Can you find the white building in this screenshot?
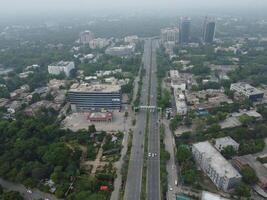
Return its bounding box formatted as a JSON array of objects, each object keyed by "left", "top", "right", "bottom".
[
  {"left": 105, "top": 45, "right": 135, "bottom": 57},
  {"left": 192, "top": 141, "right": 242, "bottom": 191},
  {"left": 80, "top": 30, "right": 94, "bottom": 44},
  {"left": 170, "top": 70, "right": 186, "bottom": 91},
  {"left": 89, "top": 38, "right": 110, "bottom": 49},
  {"left": 48, "top": 61, "right": 75, "bottom": 77},
  {"left": 160, "top": 27, "right": 179, "bottom": 43},
  {"left": 214, "top": 136, "right": 239, "bottom": 152},
  {"left": 124, "top": 35, "right": 139, "bottom": 44},
  {"left": 174, "top": 89, "right": 187, "bottom": 115}
]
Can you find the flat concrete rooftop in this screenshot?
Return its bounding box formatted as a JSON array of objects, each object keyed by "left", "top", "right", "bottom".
[{"left": 69, "top": 83, "right": 121, "bottom": 93}]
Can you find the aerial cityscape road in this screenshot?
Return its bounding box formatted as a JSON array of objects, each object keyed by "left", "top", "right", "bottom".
[
  {"left": 124, "top": 39, "right": 152, "bottom": 200},
  {"left": 146, "top": 39, "right": 161, "bottom": 200}
]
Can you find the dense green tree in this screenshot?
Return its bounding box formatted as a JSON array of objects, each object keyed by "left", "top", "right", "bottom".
[
  {"left": 88, "top": 125, "right": 96, "bottom": 133},
  {"left": 1, "top": 191, "right": 24, "bottom": 200},
  {"left": 30, "top": 93, "right": 41, "bottom": 104},
  {"left": 0, "top": 86, "right": 10, "bottom": 98},
  {"left": 239, "top": 114, "right": 255, "bottom": 127},
  {"left": 235, "top": 182, "right": 251, "bottom": 197},
  {"left": 177, "top": 145, "right": 191, "bottom": 164},
  {"left": 169, "top": 115, "right": 182, "bottom": 132},
  {"left": 183, "top": 169, "right": 197, "bottom": 185},
  {"left": 241, "top": 166, "right": 258, "bottom": 185},
  {"left": 221, "top": 146, "right": 237, "bottom": 159}
]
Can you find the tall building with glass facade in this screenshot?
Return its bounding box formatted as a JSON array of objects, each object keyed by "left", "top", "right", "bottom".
[
  {"left": 203, "top": 17, "right": 216, "bottom": 43},
  {"left": 179, "top": 17, "right": 191, "bottom": 44}
]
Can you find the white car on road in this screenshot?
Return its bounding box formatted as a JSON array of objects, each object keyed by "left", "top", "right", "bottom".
[{"left": 26, "top": 189, "right": 32, "bottom": 194}]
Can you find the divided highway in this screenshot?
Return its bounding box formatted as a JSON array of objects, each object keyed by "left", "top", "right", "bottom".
[
  {"left": 124, "top": 39, "right": 160, "bottom": 200},
  {"left": 146, "top": 39, "right": 160, "bottom": 200},
  {"left": 124, "top": 39, "right": 154, "bottom": 200}
]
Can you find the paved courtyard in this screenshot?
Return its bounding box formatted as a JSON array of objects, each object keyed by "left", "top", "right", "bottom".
[{"left": 62, "top": 108, "right": 133, "bottom": 132}]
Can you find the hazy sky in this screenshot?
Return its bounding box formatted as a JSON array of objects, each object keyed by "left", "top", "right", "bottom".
[{"left": 1, "top": 0, "right": 267, "bottom": 16}]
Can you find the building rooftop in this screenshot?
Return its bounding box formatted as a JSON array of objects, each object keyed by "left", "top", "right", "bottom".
[
  {"left": 232, "top": 110, "right": 262, "bottom": 119},
  {"left": 201, "top": 191, "right": 229, "bottom": 200},
  {"left": 193, "top": 141, "right": 241, "bottom": 179},
  {"left": 215, "top": 136, "right": 239, "bottom": 147},
  {"left": 231, "top": 82, "right": 264, "bottom": 96},
  {"left": 214, "top": 137, "right": 239, "bottom": 151},
  {"left": 88, "top": 112, "right": 112, "bottom": 119},
  {"left": 170, "top": 70, "right": 180, "bottom": 80},
  {"left": 107, "top": 45, "right": 134, "bottom": 51},
  {"left": 69, "top": 83, "right": 121, "bottom": 93},
  {"left": 49, "top": 61, "right": 73, "bottom": 67}
]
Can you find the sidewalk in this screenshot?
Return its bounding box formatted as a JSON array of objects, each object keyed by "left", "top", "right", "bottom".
[
  {"left": 110, "top": 127, "right": 130, "bottom": 200},
  {"left": 163, "top": 120, "right": 179, "bottom": 200}
]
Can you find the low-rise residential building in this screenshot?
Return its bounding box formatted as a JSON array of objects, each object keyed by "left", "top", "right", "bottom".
[
  {"left": 25, "top": 64, "right": 40, "bottom": 71},
  {"left": 192, "top": 141, "right": 242, "bottom": 191},
  {"left": 214, "top": 136, "right": 239, "bottom": 152},
  {"left": 48, "top": 61, "right": 75, "bottom": 77},
  {"left": 230, "top": 82, "right": 264, "bottom": 102},
  {"left": 10, "top": 85, "right": 30, "bottom": 100},
  {"left": 19, "top": 71, "right": 34, "bottom": 79},
  {"left": 33, "top": 87, "right": 49, "bottom": 95},
  {"left": 220, "top": 110, "right": 262, "bottom": 129},
  {"left": 6, "top": 100, "right": 22, "bottom": 113},
  {"left": 214, "top": 46, "right": 239, "bottom": 54},
  {"left": 48, "top": 79, "right": 66, "bottom": 90},
  {"left": 24, "top": 100, "right": 61, "bottom": 116},
  {"left": 0, "top": 98, "right": 9, "bottom": 107}
]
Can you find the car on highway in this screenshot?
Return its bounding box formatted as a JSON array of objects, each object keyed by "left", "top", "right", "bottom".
[
  {"left": 169, "top": 187, "right": 173, "bottom": 191},
  {"left": 148, "top": 152, "right": 151, "bottom": 157}
]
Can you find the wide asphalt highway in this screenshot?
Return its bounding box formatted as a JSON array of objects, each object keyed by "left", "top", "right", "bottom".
[
  {"left": 147, "top": 39, "right": 160, "bottom": 200},
  {"left": 124, "top": 39, "right": 153, "bottom": 200}
]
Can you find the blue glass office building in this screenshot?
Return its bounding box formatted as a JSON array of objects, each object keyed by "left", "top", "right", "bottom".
[{"left": 179, "top": 17, "right": 191, "bottom": 44}]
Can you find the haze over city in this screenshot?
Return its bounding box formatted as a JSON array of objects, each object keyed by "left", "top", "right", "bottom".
[
  {"left": 1, "top": 0, "right": 267, "bottom": 17},
  {"left": 0, "top": 0, "right": 267, "bottom": 200}
]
